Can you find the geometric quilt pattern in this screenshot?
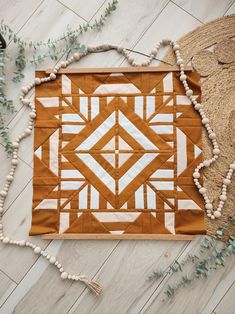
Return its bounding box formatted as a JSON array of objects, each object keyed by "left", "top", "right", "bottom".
[{"left": 30, "top": 69, "right": 206, "bottom": 235}]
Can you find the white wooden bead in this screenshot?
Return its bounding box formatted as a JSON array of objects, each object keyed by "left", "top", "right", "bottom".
[
  {"left": 223, "top": 178, "right": 231, "bottom": 185},
  {"left": 3, "top": 237, "right": 9, "bottom": 244},
  {"left": 0, "top": 190, "right": 7, "bottom": 197},
  {"left": 61, "top": 272, "right": 68, "bottom": 279},
  {"left": 34, "top": 246, "right": 41, "bottom": 254},
  {"left": 12, "top": 158, "right": 18, "bottom": 166},
  {"left": 50, "top": 73, "right": 56, "bottom": 80},
  {"left": 202, "top": 118, "right": 209, "bottom": 124},
  {"left": 6, "top": 175, "right": 13, "bottom": 182},
  {"left": 193, "top": 172, "right": 200, "bottom": 179},
  {"left": 229, "top": 163, "right": 235, "bottom": 170},
  {"left": 61, "top": 61, "right": 67, "bottom": 68},
  {"left": 186, "top": 89, "right": 193, "bottom": 97},
  {"left": 49, "top": 256, "right": 56, "bottom": 264},
  {"left": 12, "top": 142, "right": 19, "bottom": 148},
  {"left": 209, "top": 132, "right": 216, "bottom": 139},
  {"left": 177, "top": 58, "right": 183, "bottom": 65},
  {"left": 173, "top": 44, "right": 180, "bottom": 51},
  {"left": 35, "top": 78, "right": 41, "bottom": 85},
  {"left": 213, "top": 148, "right": 220, "bottom": 155},
  {"left": 29, "top": 112, "right": 36, "bottom": 119},
  {"left": 68, "top": 56, "right": 74, "bottom": 63},
  {"left": 199, "top": 187, "right": 206, "bottom": 194},
  {"left": 25, "top": 128, "right": 32, "bottom": 135},
  {"left": 180, "top": 74, "right": 186, "bottom": 81},
  {"left": 21, "top": 87, "right": 28, "bottom": 94},
  {"left": 203, "top": 160, "right": 210, "bottom": 167},
  {"left": 73, "top": 53, "right": 80, "bottom": 61},
  {"left": 210, "top": 215, "right": 215, "bottom": 220},
  {"left": 220, "top": 195, "right": 227, "bottom": 201},
  {"left": 214, "top": 211, "right": 221, "bottom": 218},
  {"left": 205, "top": 203, "right": 213, "bottom": 210},
  {"left": 151, "top": 49, "right": 158, "bottom": 55},
  {"left": 194, "top": 103, "right": 202, "bottom": 110},
  {"left": 22, "top": 99, "right": 31, "bottom": 106}
]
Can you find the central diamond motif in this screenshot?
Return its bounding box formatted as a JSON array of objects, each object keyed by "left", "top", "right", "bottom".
[{"left": 62, "top": 97, "right": 172, "bottom": 208}]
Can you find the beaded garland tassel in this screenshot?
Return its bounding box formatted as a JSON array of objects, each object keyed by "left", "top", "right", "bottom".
[{"left": 0, "top": 40, "right": 234, "bottom": 294}]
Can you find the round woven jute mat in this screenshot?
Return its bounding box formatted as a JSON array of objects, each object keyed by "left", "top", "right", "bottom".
[{"left": 163, "top": 14, "right": 235, "bottom": 236}]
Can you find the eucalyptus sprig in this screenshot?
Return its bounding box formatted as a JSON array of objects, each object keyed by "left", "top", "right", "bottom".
[
  {"left": 0, "top": 48, "right": 14, "bottom": 155},
  {"left": 0, "top": 0, "right": 118, "bottom": 154},
  {"left": 0, "top": 0, "right": 118, "bottom": 82},
  {"left": 149, "top": 225, "right": 235, "bottom": 301}
]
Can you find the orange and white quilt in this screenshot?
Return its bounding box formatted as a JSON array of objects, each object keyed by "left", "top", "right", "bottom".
[{"left": 30, "top": 69, "right": 206, "bottom": 236}]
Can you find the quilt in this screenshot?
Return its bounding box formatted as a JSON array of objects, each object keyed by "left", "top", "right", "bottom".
[{"left": 29, "top": 69, "right": 206, "bottom": 236}]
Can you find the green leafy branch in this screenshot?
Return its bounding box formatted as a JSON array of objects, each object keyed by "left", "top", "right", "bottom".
[
  {"left": 0, "top": 48, "right": 14, "bottom": 155},
  {"left": 149, "top": 224, "right": 235, "bottom": 301},
  {"left": 0, "top": 0, "right": 118, "bottom": 82},
  {"left": 0, "top": 0, "right": 118, "bottom": 154}
]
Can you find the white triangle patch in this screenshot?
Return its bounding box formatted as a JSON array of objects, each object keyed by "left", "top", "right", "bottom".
[
  {"left": 102, "top": 154, "right": 115, "bottom": 166},
  {"left": 194, "top": 144, "right": 202, "bottom": 159},
  {"left": 119, "top": 153, "right": 132, "bottom": 166},
  {"left": 103, "top": 137, "right": 116, "bottom": 150},
  {"left": 119, "top": 137, "right": 132, "bottom": 150}
]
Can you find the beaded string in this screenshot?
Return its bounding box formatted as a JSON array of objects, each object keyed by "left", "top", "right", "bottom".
[{"left": 0, "top": 40, "right": 234, "bottom": 295}]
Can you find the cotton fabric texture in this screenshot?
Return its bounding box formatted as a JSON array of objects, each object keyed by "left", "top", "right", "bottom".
[{"left": 30, "top": 69, "right": 205, "bottom": 236}]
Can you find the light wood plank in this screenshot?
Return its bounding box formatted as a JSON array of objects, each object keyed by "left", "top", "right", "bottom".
[
  {"left": 57, "top": 0, "right": 105, "bottom": 21},
  {"left": 6, "top": 98, "right": 34, "bottom": 168},
  {"left": 0, "top": 0, "right": 44, "bottom": 33},
  {"left": 67, "top": 240, "right": 189, "bottom": 313},
  {"left": 0, "top": 145, "right": 32, "bottom": 212},
  {"left": 224, "top": 2, "right": 235, "bottom": 14},
  {"left": 139, "top": 236, "right": 235, "bottom": 314},
  {"left": 121, "top": 1, "right": 202, "bottom": 67},
  {"left": 0, "top": 181, "right": 49, "bottom": 283},
  {"left": 0, "top": 271, "right": 17, "bottom": 308},
  {"left": 173, "top": 0, "right": 234, "bottom": 22},
  {"left": 214, "top": 283, "right": 235, "bottom": 314},
  {"left": 1, "top": 240, "right": 119, "bottom": 314},
  {"left": 201, "top": 268, "right": 235, "bottom": 314}
]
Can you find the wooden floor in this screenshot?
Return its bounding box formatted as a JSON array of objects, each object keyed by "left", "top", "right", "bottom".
[{"left": 0, "top": 1, "right": 235, "bottom": 313}]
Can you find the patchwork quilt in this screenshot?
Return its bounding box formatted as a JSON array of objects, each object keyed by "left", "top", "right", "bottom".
[{"left": 30, "top": 69, "right": 205, "bottom": 236}]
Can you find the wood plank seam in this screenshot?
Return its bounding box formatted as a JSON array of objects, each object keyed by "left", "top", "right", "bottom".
[
  {"left": 0, "top": 240, "right": 53, "bottom": 310},
  {"left": 210, "top": 281, "right": 235, "bottom": 314},
  {"left": 56, "top": 0, "right": 89, "bottom": 22},
  {"left": 170, "top": 0, "right": 204, "bottom": 25},
  {"left": 2, "top": 176, "right": 32, "bottom": 216},
  {"left": 66, "top": 240, "right": 121, "bottom": 313},
  {"left": 138, "top": 239, "right": 193, "bottom": 313}
]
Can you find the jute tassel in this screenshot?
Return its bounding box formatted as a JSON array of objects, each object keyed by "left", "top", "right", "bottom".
[{"left": 78, "top": 276, "right": 102, "bottom": 296}]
